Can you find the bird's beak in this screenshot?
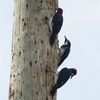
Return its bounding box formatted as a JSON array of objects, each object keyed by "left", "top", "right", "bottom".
[
  {"left": 64, "top": 36, "right": 67, "bottom": 41},
  {"left": 64, "top": 35, "right": 68, "bottom": 43},
  {"left": 70, "top": 74, "right": 74, "bottom": 79}
]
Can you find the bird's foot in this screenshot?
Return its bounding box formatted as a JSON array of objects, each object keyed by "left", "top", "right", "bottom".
[{"left": 46, "top": 66, "right": 56, "bottom": 73}]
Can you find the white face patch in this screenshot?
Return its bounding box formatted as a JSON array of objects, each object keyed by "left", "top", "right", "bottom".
[
  {"left": 64, "top": 41, "right": 68, "bottom": 45},
  {"left": 49, "top": 16, "right": 53, "bottom": 32},
  {"left": 54, "top": 71, "right": 59, "bottom": 84},
  {"left": 60, "top": 48, "right": 65, "bottom": 54}
]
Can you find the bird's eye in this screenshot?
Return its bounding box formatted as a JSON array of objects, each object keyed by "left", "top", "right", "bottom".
[{"left": 72, "top": 73, "right": 74, "bottom": 76}]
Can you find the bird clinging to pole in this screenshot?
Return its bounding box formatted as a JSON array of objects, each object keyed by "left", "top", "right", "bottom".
[
  {"left": 50, "top": 67, "right": 77, "bottom": 98},
  {"left": 49, "top": 7, "right": 63, "bottom": 46},
  {"left": 57, "top": 36, "right": 71, "bottom": 68}
]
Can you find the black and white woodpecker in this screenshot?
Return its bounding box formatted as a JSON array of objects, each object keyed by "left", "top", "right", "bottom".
[
  {"left": 49, "top": 7, "right": 63, "bottom": 46},
  {"left": 50, "top": 67, "right": 77, "bottom": 98},
  {"left": 57, "top": 36, "right": 71, "bottom": 68}
]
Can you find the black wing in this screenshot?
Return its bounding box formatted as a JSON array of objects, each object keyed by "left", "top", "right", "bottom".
[{"left": 58, "top": 48, "right": 70, "bottom": 67}]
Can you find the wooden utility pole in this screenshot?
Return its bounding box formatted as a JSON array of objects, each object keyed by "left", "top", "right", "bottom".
[{"left": 9, "top": 0, "right": 58, "bottom": 100}]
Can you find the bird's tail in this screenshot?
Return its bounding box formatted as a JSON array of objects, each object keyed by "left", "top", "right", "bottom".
[
  {"left": 57, "top": 59, "right": 63, "bottom": 68},
  {"left": 50, "top": 85, "right": 57, "bottom": 98},
  {"left": 50, "top": 33, "right": 56, "bottom": 47}
]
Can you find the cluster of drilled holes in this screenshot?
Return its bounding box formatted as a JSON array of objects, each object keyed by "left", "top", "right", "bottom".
[{"left": 22, "top": 18, "right": 28, "bottom": 28}]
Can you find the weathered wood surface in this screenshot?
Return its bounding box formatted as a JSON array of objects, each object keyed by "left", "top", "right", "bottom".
[{"left": 9, "top": 0, "right": 58, "bottom": 100}]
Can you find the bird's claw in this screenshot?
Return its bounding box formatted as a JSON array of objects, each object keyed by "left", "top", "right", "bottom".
[{"left": 46, "top": 66, "right": 56, "bottom": 73}]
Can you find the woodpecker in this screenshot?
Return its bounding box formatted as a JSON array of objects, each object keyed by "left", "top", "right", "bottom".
[
  {"left": 57, "top": 36, "right": 71, "bottom": 68},
  {"left": 49, "top": 7, "right": 63, "bottom": 46},
  {"left": 50, "top": 67, "right": 77, "bottom": 98}
]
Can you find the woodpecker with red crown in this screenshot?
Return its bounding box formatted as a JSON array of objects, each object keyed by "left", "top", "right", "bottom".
[
  {"left": 49, "top": 7, "right": 63, "bottom": 46},
  {"left": 50, "top": 67, "right": 77, "bottom": 98},
  {"left": 57, "top": 36, "right": 71, "bottom": 68}
]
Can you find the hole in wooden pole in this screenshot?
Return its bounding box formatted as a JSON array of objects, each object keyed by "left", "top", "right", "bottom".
[
  {"left": 24, "top": 23, "right": 26, "bottom": 27},
  {"left": 35, "top": 61, "right": 37, "bottom": 64},
  {"left": 41, "top": 40, "right": 43, "bottom": 43},
  {"left": 22, "top": 18, "right": 24, "bottom": 22},
  {"left": 35, "top": 17, "right": 37, "bottom": 21},
  {"left": 30, "top": 61, "right": 32, "bottom": 67},
  {"left": 35, "top": 40, "right": 36, "bottom": 44},
  {"left": 13, "top": 74, "right": 15, "bottom": 77},
  {"left": 19, "top": 51, "right": 21, "bottom": 56},
  {"left": 26, "top": 4, "right": 28, "bottom": 8},
  {"left": 41, "top": 0, "right": 43, "bottom": 3}
]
